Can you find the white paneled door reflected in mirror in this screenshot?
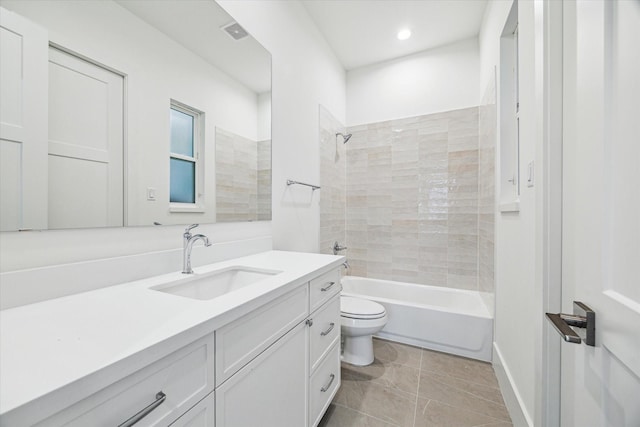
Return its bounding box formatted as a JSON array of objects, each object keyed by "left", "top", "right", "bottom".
[{"left": 0, "top": 0, "right": 271, "bottom": 231}]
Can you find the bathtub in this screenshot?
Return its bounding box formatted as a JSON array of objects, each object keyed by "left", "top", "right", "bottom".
[{"left": 341, "top": 276, "right": 494, "bottom": 361}]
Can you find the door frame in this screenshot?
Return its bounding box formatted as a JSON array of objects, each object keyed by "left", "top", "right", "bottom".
[{"left": 538, "top": 0, "right": 564, "bottom": 425}]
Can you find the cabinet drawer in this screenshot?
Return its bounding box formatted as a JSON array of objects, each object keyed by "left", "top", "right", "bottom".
[
  {"left": 309, "top": 294, "right": 340, "bottom": 373},
  {"left": 309, "top": 268, "right": 341, "bottom": 313},
  {"left": 216, "top": 284, "right": 308, "bottom": 386},
  {"left": 309, "top": 341, "right": 341, "bottom": 427},
  {"left": 37, "top": 333, "right": 215, "bottom": 427}
]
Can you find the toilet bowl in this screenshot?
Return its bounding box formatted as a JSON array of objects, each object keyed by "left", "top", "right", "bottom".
[{"left": 340, "top": 296, "right": 388, "bottom": 366}]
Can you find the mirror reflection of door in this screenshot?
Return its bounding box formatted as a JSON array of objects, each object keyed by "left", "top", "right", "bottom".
[
  {"left": 47, "top": 47, "right": 124, "bottom": 229},
  {"left": 0, "top": 8, "right": 48, "bottom": 232}
]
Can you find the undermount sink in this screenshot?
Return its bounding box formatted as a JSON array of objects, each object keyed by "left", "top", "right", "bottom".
[{"left": 152, "top": 266, "right": 282, "bottom": 300}]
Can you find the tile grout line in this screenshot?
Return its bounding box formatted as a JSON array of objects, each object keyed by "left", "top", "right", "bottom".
[
  {"left": 419, "top": 364, "right": 501, "bottom": 390},
  {"left": 330, "top": 402, "right": 400, "bottom": 426},
  {"left": 417, "top": 396, "right": 511, "bottom": 424},
  {"left": 412, "top": 349, "right": 423, "bottom": 427},
  {"left": 334, "top": 340, "right": 511, "bottom": 426},
  {"left": 418, "top": 349, "right": 511, "bottom": 423},
  {"left": 421, "top": 371, "right": 507, "bottom": 407}
]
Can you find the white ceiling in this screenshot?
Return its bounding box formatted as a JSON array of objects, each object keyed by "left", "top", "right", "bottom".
[
  {"left": 301, "top": 0, "right": 488, "bottom": 70},
  {"left": 116, "top": 0, "right": 271, "bottom": 94}
]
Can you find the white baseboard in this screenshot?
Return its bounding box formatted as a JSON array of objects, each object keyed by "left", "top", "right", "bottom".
[{"left": 493, "top": 342, "right": 533, "bottom": 427}]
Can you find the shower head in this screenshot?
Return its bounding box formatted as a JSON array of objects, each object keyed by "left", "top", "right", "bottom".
[{"left": 336, "top": 132, "right": 352, "bottom": 144}]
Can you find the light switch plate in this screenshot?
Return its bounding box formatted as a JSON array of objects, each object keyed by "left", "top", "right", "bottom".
[{"left": 147, "top": 187, "right": 157, "bottom": 201}]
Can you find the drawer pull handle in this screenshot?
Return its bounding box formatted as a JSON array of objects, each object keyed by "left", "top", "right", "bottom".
[
  {"left": 321, "top": 374, "right": 335, "bottom": 392},
  {"left": 118, "top": 391, "right": 166, "bottom": 427},
  {"left": 321, "top": 281, "right": 336, "bottom": 292},
  {"left": 320, "top": 323, "right": 335, "bottom": 336}
]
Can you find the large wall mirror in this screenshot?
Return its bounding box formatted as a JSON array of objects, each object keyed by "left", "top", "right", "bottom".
[{"left": 0, "top": 0, "right": 271, "bottom": 231}]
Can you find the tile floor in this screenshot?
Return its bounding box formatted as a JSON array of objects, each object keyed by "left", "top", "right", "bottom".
[{"left": 319, "top": 338, "right": 513, "bottom": 427}]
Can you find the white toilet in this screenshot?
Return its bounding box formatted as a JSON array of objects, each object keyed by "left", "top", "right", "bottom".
[{"left": 340, "top": 296, "right": 388, "bottom": 366}]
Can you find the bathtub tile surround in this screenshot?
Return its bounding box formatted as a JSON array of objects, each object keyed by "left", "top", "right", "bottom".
[
  {"left": 478, "top": 75, "right": 497, "bottom": 303},
  {"left": 320, "top": 339, "right": 512, "bottom": 427},
  {"left": 319, "top": 105, "right": 347, "bottom": 255},
  {"left": 215, "top": 127, "right": 272, "bottom": 222},
  {"left": 345, "top": 106, "right": 495, "bottom": 293},
  {"left": 257, "top": 138, "right": 272, "bottom": 220}
]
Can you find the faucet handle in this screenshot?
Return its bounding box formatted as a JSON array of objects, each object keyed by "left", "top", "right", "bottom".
[
  {"left": 184, "top": 224, "right": 199, "bottom": 236},
  {"left": 333, "top": 241, "right": 348, "bottom": 255}
]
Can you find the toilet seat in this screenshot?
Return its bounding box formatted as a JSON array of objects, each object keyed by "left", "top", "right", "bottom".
[{"left": 340, "top": 296, "right": 386, "bottom": 320}]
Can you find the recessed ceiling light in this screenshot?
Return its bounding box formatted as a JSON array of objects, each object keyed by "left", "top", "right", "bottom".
[{"left": 397, "top": 29, "right": 411, "bottom": 41}]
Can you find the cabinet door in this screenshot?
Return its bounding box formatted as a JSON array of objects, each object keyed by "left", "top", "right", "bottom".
[
  {"left": 169, "top": 393, "right": 214, "bottom": 427},
  {"left": 216, "top": 321, "right": 308, "bottom": 427}
]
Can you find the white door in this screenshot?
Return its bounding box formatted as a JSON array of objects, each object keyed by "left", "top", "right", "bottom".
[
  {"left": 0, "top": 7, "right": 48, "bottom": 231},
  {"left": 561, "top": 0, "right": 640, "bottom": 425},
  {"left": 47, "top": 47, "right": 124, "bottom": 229}
]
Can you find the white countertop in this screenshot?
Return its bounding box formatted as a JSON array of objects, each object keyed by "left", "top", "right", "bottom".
[{"left": 0, "top": 250, "right": 344, "bottom": 425}]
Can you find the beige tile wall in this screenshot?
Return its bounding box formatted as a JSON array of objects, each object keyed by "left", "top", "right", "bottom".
[
  {"left": 345, "top": 106, "right": 494, "bottom": 291},
  {"left": 215, "top": 127, "right": 259, "bottom": 222},
  {"left": 479, "top": 76, "right": 497, "bottom": 296},
  {"left": 257, "top": 139, "right": 272, "bottom": 220},
  {"left": 319, "top": 105, "right": 347, "bottom": 255}
]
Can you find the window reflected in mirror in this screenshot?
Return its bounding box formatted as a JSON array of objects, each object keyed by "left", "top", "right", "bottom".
[{"left": 169, "top": 103, "right": 202, "bottom": 207}]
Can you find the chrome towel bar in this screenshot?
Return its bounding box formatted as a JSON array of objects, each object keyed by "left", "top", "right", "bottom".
[{"left": 286, "top": 179, "right": 321, "bottom": 190}]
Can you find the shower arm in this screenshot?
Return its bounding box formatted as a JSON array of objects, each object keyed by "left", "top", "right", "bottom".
[{"left": 336, "top": 132, "right": 352, "bottom": 144}]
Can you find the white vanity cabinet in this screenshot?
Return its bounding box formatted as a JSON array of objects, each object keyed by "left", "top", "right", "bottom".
[
  {"left": 306, "top": 268, "right": 342, "bottom": 427},
  {"left": 168, "top": 394, "right": 215, "bottom": 427},
  {"left": 0, "top": 254, "right": 345, "bottom": 427},
  {"left": 34, "top": 333, "right": 215, "bottom": 427},
  {"left": 214, "top": 284, "right": 309, "bottom": 386},
  {"left": 215, "top": 321, "right": 308, "bottom": 426},
  {"left": 214, "top": 267, "right": 342, "bottom": 427}
]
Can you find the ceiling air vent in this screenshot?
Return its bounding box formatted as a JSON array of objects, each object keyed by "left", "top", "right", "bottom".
[{"left": 222, "top": 22, "right": 249, "bottom": 41}]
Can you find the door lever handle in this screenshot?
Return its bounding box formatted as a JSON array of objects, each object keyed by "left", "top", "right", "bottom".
[{"left": 546, "top": 301, "right": 595, "bottom": 346}]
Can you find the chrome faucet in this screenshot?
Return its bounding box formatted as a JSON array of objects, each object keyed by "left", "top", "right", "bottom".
[{"left": 182, "top": 224, "right": 211, "bottom": 274}]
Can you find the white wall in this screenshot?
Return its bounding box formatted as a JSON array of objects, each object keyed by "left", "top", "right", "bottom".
[
  {"left": 479, "top": 1, "right": 512, "bottom": 101},
  {"left": 257, "top": 92, "right": 272, "bottom": 142},
  {"left": 218, "top": 0, "right": 346, "bottom": 253},
  {"left": 0, "top": 0, "right": 260, "bottom": 228},
  {"left": 346, "top": 37, "right": 479, "bottom": 126},
  {"left": 479, "top": 0, "right": 539, "bottom": 425}
]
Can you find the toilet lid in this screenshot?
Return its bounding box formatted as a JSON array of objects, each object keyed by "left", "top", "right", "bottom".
[{"left": 341, "top": 296, "right": 386, "bottom": 319}]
